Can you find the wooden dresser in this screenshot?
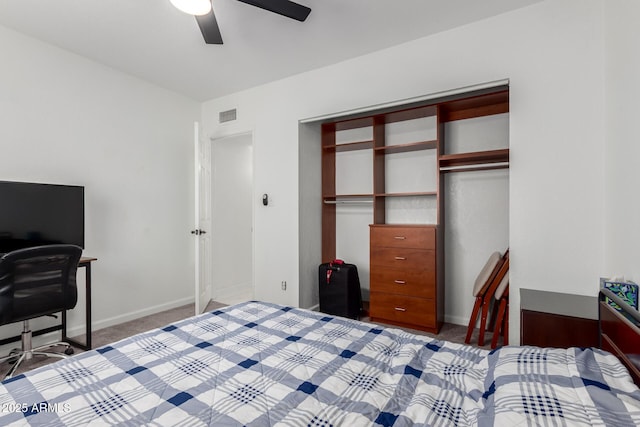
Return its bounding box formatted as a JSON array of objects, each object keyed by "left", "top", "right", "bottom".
[{"left": 369, "top": 224, "right": 442, "bottom": 333}]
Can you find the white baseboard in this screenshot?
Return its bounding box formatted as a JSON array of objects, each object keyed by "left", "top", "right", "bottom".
[
  {"left": 65, "top": 296, "right": 195, "bottom": 339},
  {"left": 444, "top": 314, "right": 467, "bottom": 327},
  {"left": 306, "top": 304, "right": 319, "bottom": 312}
]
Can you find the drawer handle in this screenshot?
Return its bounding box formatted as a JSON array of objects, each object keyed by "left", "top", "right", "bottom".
[
  {"left": 394, "top": 307, "right": 407, "bottom": 312},
  {"left": 394, "top": 280, "right": 406, "bottom": 285},
  {"left": 394, "top": 256, "right": 406, "bottom": 261},
  {"left": 394, "top": 236, "right": 406, "bottom": 240}
]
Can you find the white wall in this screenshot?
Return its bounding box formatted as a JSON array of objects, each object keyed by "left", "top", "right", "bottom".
[
  {"left": 0, "top": 25, "right": 200, "bottom": 344},
  {"left": 604, "top": 1, "right": 640, "bottom": 281},
  {"left": 298, "top": 122, "right": 322, "bottom": 309},
  {"left": 201, "top": 0, "right": 608, "bottom": 343}
]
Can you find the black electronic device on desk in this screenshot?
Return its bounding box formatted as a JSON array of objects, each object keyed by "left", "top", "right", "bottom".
[
  {"left": 0, "top": 180, "right": 84, "bottom": 253},
  {"left": 0, "top": 180, "right": 94, "bottom": 351}
]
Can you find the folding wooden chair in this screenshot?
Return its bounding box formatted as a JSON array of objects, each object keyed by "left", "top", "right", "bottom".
[
  {"left": 464, "top": 250, "right": 506, "bottom": 345},
  {"left": 476, "top": 250, "right": 509, "bottom": 346},
  {"left": 491, "top": 272, "right": 509, "bottom": 349}
]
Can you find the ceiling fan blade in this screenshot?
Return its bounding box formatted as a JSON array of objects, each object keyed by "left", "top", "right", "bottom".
[
  {"left": 237, "top": 0, "right": 311, "bottom": 22},
  {"left": 195, "top": 7, "right": 223, "bottom": 44}
]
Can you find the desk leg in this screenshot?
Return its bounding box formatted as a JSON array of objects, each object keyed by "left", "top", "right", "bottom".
[
  {"left": 63, "top": 262, "right": 92, "bottom": 351},
  {"left": 85, "top": 263, "right": 92, "bottom": 349}
]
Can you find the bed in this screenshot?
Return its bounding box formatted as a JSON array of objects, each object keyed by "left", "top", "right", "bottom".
[
  {"left": 0, "top": 297, "right": 639, "bottom": 426},
  {"left": 599, "top": 286, "right": 640, "bottom": 387}
]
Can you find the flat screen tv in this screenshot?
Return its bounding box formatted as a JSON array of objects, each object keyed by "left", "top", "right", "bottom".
[{"left": 0, "top": 181, "right": 84, "bottom": 254}]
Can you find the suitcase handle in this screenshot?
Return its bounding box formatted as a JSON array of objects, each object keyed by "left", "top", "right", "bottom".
[
  {"left": 326, "top": 259, "right": 345, "bottom": 283},
  {"left": 329, "top": 259, "right": 344, "bottom": 269}
]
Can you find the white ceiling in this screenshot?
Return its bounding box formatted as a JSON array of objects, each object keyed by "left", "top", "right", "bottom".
[{"left": 0, "top": 0, "right": 540, "bottom": 102}]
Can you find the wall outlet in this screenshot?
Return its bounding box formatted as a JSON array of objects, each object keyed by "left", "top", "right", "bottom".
[{"left": 281, "top": 281, "right": 287, "bottom": 291}]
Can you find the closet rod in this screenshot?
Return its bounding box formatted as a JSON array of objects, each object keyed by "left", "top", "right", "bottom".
[
  {"left": 440, "top": 162, "right": 509, "bottom": 172},
  {"left": 323, "top": 199, "right": 373, "bottom": 205}
]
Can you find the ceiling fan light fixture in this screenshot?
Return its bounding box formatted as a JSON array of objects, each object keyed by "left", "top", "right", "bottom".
[{"left": 170, "top": 0, "right": 212, "bottom": 16}]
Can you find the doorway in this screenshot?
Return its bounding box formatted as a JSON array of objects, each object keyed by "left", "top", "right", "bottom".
[{"left": 209, "top": 132, "right": 254, "bottom": 305}]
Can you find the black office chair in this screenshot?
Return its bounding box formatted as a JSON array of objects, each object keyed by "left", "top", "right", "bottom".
[{"left": 0, "top": 244, "right": 82, "bottom": 378}]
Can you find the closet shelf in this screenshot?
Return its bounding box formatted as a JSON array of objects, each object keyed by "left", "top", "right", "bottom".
[
  {"left": 324, "top": 192, "right": 438, "bottom": 201},
  {"left": 439, "top": 149, "right": 509, "bottom": 170},
  {"left": 323, "top": 199, "right": 373, "bottom": 205},
  {"left": 374, "top": 191, "right": 437, "bottom": 198},
  {"left": 374, "top": 140, "right": 437, "bottom": 154},
  {"left": 323, "top": 194, "right": 373, "bottom": 200},
  {"left": 439, "top": 89, "right": 509, "bottom": 122},
  {"left": 323, "top": 194, "right": 373, "bottom": 205},
  {"left": 332, "top": 116, "right": 374, "bottom": 131},
  {"left": 323, "top": 140, "right": 374, "bottom": 152},
  {"left": 377, "top": 105, "right": 437, "bottom": 124}
]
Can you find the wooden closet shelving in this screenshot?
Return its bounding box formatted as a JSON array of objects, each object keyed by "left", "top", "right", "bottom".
[
  {"left": 374, "top": 140, "right": 438, "bottom": 154},
  {"left": 323, "top": 194, "right": 373, "bottom": 203},
  {"left": 322, "top": 140, "right": 374, "bottom": 152},
  {"left": 440, "top": 148, "right": 509, "bottom": 173},
  {"left": 374, "top": 191, "right": 438, "bottom": 197},
  {"left": 321, "top": 85, "right": 510, "bottom": 334}
]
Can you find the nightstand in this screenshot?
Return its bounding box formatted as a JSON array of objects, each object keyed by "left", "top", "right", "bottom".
[{"left": 520, "top": 289, "right": 599, "bottom": 348}]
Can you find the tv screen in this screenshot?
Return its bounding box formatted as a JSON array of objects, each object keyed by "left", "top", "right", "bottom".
[{"left": 0, "top": 181, "right": 84, "bottom": 253}]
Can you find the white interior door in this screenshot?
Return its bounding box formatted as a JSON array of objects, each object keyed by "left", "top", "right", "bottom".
[
  {"left": 211, "top": 132, "right": 254, "bottom": 304},
  {"left": 194, "top": 122, "right": 212, "bottom": 314}
]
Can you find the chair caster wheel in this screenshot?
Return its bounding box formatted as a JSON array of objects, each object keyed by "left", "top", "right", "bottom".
[{"left": 64, "top": 347, "right": 74, "bottom": 355}]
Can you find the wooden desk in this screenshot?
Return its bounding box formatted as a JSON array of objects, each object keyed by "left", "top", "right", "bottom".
[
  {"left": 0, "top": 256, "right": 96, "bottom": 351},
  {"left": 520, "top": 289, "right": 599, "bottom": 348},
  {"left": 62, "top": 256, "right": 97, "bottom": 350}
]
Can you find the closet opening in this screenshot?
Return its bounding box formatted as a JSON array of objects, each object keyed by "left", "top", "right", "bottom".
[{"left": 300, "top": 83, "right": 509, "bottom": 337}]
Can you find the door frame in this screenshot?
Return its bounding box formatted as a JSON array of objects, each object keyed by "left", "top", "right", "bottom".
[{"left": 208, "top": 130, "right": 256, "bottom": 304}]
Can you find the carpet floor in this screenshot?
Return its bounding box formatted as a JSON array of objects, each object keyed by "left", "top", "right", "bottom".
[{"left": 1, "top": 300, "right": 501, "bottom": 378}]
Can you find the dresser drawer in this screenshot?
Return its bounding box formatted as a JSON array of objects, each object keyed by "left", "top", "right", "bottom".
[
  {"left": 370, "top": 268, "right": 435, "bottom": 299},
  {"left": 369, "top": 293, "right": 436, "bottom": 327},
  {"left": 370, "top": 225, "right": 435, "bottom": 249},
  {"left": 370, "top": 247, "right": 434, "bottom": 270}
]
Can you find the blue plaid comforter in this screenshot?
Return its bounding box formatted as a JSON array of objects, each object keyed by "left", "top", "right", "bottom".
[{"left": 1, "top": 301, "right": 639, "bottom": 426}]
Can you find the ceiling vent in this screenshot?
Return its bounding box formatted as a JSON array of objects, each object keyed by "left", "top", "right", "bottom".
[{"left": 219, "top": 108, "right": 237, "bottom": 123}]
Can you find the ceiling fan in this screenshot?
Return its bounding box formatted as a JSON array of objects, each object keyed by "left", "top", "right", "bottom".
[{"left": 170, "top": 0, "right": 312, "bottom": 45}]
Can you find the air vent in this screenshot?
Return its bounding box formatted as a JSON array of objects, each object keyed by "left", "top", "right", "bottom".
[{"left": 219, "top": 108, "right": 237, "bottom": 123}]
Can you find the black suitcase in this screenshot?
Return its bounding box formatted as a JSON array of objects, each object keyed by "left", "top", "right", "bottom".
[{"left": 319, "top": 260, "right": 362, "bottom": 319}]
